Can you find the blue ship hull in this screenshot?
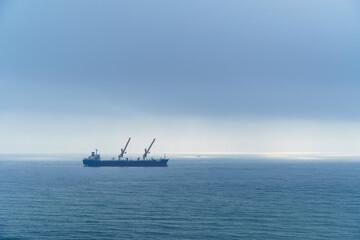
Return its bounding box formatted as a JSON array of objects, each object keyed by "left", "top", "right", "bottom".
[{"left": 83, "top": 159, "right": 168, "bottom": 167}]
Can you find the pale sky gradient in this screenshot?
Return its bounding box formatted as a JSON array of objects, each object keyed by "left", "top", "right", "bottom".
[{"left": 1, "top": 0, "right": 360, "bottom": 154}]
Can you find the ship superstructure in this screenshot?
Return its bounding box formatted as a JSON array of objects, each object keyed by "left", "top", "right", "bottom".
[{"left": 82, "top": 138, "right": 168, "bottom": 167}]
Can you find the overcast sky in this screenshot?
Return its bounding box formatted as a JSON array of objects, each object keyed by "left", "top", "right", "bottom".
[{"left": 1, "top": 0, "right": 360, "bottom": 154}]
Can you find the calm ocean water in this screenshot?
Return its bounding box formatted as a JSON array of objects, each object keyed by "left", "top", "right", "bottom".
[{"left": 1, "top": 156, "right": 360, "bottom": 239}]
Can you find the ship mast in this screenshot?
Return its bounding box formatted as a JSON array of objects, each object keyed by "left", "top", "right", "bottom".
[
  {"left": 118, "top": 138, "right": 131, "bottom": 160},
  {"left": 143, "top": 138, "right": 155, "bottom": 160}
]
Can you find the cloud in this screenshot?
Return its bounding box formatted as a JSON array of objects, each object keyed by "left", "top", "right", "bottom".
[{"left": 1, "top": 1, "right": 360, "bottom": 153}]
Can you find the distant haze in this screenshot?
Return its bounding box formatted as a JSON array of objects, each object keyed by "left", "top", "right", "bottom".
[{"left": 1, "top": 1, "right": 360, "bottom": 154}]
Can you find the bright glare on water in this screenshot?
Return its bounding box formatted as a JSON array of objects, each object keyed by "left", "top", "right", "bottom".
[{"left": 1, "top": 156, "right": 360, "bottom": 239}]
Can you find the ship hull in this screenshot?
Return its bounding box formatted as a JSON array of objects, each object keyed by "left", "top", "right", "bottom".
[{"left": 83, "top": 159, "right": 168, "bottom": 167}]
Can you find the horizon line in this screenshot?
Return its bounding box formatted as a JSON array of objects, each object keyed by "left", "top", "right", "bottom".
[{"left": 1, "top": 152, "right": 360, "bottom": 157}]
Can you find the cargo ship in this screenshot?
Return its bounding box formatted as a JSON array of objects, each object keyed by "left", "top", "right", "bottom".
[{"left": 82, "top": 138, "right": 169, "bottom": 167}]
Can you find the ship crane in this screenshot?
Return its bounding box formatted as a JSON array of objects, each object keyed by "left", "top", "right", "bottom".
[
  {"left": 143, "top": 138, "right": 155, "bottom": 160},
  {"left": 118, "top": 138, "right": 131, "bottom": 160}
]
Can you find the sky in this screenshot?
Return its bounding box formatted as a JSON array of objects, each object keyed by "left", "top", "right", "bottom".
[{"left": 0, "top": 0, "right": 360, "bottom": 155}]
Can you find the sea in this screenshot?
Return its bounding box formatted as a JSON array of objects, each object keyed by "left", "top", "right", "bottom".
[{"left": 0, "top": 155, "right": 360, "bottom": 240}]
